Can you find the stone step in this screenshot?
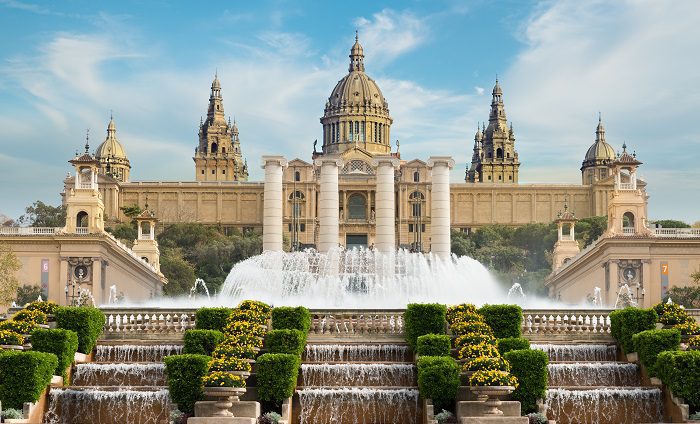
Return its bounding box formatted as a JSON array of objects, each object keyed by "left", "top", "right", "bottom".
[
  {"left": 530, "top": 343, "right": 618, "bottom": 362},
  {"left": 544, "top": 387, "right": 663, "bottom": 424},
  {"left": 547, "top": 362, "right": 641, "bottom": 387},
  {"left": 94, "top": 343, "right": 183, "bottom": 362},
  {"left": 72, "top": 363, "right": 167, "bottom": 387},
  {"left": 303, "top": 343, "right": 411, "bottom": 363},
  {"left": 299, "top": 363, "right": 416, "bottom": 387}
]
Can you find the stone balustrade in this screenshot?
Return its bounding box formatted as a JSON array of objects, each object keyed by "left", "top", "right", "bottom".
[{"left": 99, "top": 307, "right": 698, "bottom": 342}]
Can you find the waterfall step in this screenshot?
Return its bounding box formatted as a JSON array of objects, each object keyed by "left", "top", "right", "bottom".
[
  {"left": 300, "top": 363, "right": 416, "bottom": 387},
  {"left": 304, "top": 343, "right": 411, "bottom": 363},
  {"left": 544, "top": 387, "right": 663, "bottom": 424},
  {"left": 547, "top": 362, "right": 640, "bottom": 387},
  {"left": 531, "top": 343, "right": 618, "bottom": 362},
  {"left": 94, "top": 344, "right": 183, "bottom": 362}
]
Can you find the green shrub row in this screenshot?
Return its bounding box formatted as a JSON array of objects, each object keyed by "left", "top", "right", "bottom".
[
  {"left": 30, "top": 328, "right": 79, "bottom": 379},
  {"left": 257, "top": 353, "right": 301, "bottom": 403},
  {"left": 478, "top": 304, "right": 523, "bottom": 339},
  {"left": 656, "top": 350, "right": 700, "bottom": 411},
  {"left": 404, "top": 303, "right": 447, "bottom": 348},
  {"left": 0, "top": 350, "right": 58, "bottom": 409},
  {"left": 497, "top": 337, "right": 530, "bottom": 356},
  {"left": 195, "top": 307, "right": 233, "bottom": 333},
  {"left": 609, "top": 307, "right": 657, "bottom": 354},
  {"left": 265, "top": 329, "right": 307, "bottom": 356},
  {"left": 163, "top": 354, "right": 210, "bottom": 414},
  {"left": 416, "top": 334, "right": 451, "bottom": 357},
  {"left": 54, "top": 306, "right": 106, "bottom": 354},
  {"left": 504, "top": 349, "right": 548, "bottom": 414},
  {"left": 183, "top": 329, "right": 224, "bottom": 356},
  {"left": 417, "top": 355, "right": 460, "bottom": 411},
  {"left": 632, "top": 329, "right": 681, "bottom": 377},
  {"left": 271, "top": 307, "right": 311, "bottom": 333}
]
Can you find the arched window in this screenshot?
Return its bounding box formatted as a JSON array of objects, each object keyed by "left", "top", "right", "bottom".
[
  {"left": 413, "top": 171, "right": 420, "bottom": 183},
  {"left": 76, "top": 211, "right": 88, "bottom": 228},
  {"left": 211, "top": 142, "right": 218, "bottom": 153},
  {"left": 623, "top": 212, "right": 635, "bottom": 230},
  {"left": 289, "top": 191, "right": 305, "bottom": 217},
  {"left": 409, "top": 191, "right": 424, "bottom": 217},
  {"left": 295, "top": 171, "right": 301, "bottom": 182},
  {"left": 497, "top": 148, "right": 503, "bottom": 159},
  {"left": 347, "top": 194, "right": 367, "bottom": 219}
]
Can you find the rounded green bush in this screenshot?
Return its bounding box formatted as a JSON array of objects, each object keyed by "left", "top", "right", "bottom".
[
  {"left": 416, "top": 334, "right": 451, "bottom": 357},
  {"left": 183, "top": 329, "right": 224, "bottom": 356},
  {"left": 164, "top": 354, "right": 210, "bottom": 414},
  {"left": 30, "top": 328, "right": 79, "bottom": 379},
  {"left": 265, "top": 329, "right": 307, "bottom": 356},
  {"left": 632, "top": 329, "right": 681, "bottom": 377},
  {"left": 195, "top": 307, "right": 233, "bottom": 333},
  {"left": 504, "top": 349, "right": 548, "bottom": 414},
  {"left": 405, "top": 303, "right": 447, "bottom": 348},
  {"left": 257, "top": 353, "right": 301, "bottom": 403},
  {"left": 417, "top": 355, "right": 460, "bottom": 411},
  {"left": 610, "top": 307, "right": 658, "bottom": 354},
  {"left": 497, "top": 337, "right": 530, "bottom": 355},
  {"left": 271, "top": 307, "right": 311, "bottom": 333},
  {"left": 0, "top": 350, "right": 58, "bottom": 409},
  {"left": 656, "top": 350, "right": 700, "bottom": 411},
  {"left": 478, "top": 304, "right": 522, "bottom": 339},
  {"left": 54, "top": 306, "right": 106, "bottom": 354}
]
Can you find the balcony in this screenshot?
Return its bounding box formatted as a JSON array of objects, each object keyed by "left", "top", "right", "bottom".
[
  {"left": 618, "top": 183, "right": 635, "bottom": 190},
  {"left": 652, "top": 228, "right": 700, "bottom": 238}
]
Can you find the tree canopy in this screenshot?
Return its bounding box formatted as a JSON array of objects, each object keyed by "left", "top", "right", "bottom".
[
  {"left": 18, "top": 201, "right": 66, "bottom": 227},
  {"left": 0, "top": 242, "right": 21, "bottom": 307}
]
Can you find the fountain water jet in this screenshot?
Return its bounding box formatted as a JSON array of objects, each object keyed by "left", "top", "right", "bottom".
[
  {"left": 189, "top": 278, "right": 210, "bottom": 300},
  {"left": 507, "top": 282, "right": 526, "bottom": 301},
  {"left": 219, "top": 247, "right": 500, "bottom": 308}
]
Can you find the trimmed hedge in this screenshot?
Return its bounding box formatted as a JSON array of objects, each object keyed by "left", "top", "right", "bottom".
[
  {"left": 195, "top": 307, "right": 233, "bottom": 333},
  {"left": 504, "top": 349, "right": 548, "bottom": 414},
  {"left": 54, "top": 307, "right": 106, "bottom": 354},
  {"left": 164, "top": 354, "right": 210, "bottom": 414},
  {"left": 183, "top": 329, "right": 224, "bottom": 356},
  {"left": 271, "top": 307, "right": 311, "bottom": 333},
  {"left": 416, "top": 334, "right": 451, "bottom": 357},
  {"left": 0, "top": 350, "right": 58, "bottom": 409},
  {"left": 656, "top": 350, "right": 700, "bottom": 411},
  {"left": 257, "top": 353, "right": 301, "bottom": 403},
  {"left": 30, "top": 328, "right": 79, "bottom": 378},
  {"left": 632, "top": 329, "right": 681, "bottom": 377},
  {"left": 405, "top": 303, "right": 447, "bottom": 348},
  {"left": 265, "top": 329, "right": 307, "bottom": 356},
  {"left": 609, "top": 307, "right": 658, "bottom": 354},
  {"left": 417, "top": 355, "right": 460, "bottom": 411},
  {"left": 497, "top": 337, "right": 530, "bottom": 356},
  {"left": 478, "top": 304, "right": 522, "bottom": 339}
]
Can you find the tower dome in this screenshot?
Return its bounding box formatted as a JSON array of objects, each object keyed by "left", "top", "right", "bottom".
[
  {"left": 320, "top": 33, "right": 393, "bottom": 155},
  {"left": 581, "top": 114, "right": 616, "bottom": 184},
  {"left": 95, "top": 115, "right": 131, "bottom": 182}
]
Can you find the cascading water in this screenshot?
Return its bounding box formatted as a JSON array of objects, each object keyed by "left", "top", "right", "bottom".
[
  {"left": 548, "top": 363, "right": 639, "bottom": 387},
  {"left": 305, "top": 344, "right": 409, "bottom": 363},
  {"left": 219, "top": 247, "right": 500, "bottom": 308},
  {"left": 301, "top": 364, "right": 416, "bottom": 387},
  {"left": 94, "top": 344, "right": 183, "bottom": 362},
  {"left": 544, "top": 387, "right": 662, "bottom": 424},
  {"left": 507, "top": 282, "right": 526, "bottom": 301},
  {"left": 72, "top": 363, "right": 166, "bottom": 387},
  {"left": 297, "top": 388, "right": 419, "bottom": 424},
  {"left": 44, "top": 388, "right": 170, "bottom": 424},
  {"left": 531, "top": 344, "right": 617, "bottom": 362}
]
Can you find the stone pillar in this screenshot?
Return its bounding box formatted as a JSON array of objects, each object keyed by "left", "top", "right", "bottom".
[
  {"left": 428, "top": 157, "right": 455, "bottom": 259},
  {"left": 262, "top": 156, "right": 287, "bottom": 252},
  {"left": 315, "top": 157, "right": 343, "bottom": 252},
  {"left": 372, "top": 156, "right": 400, "bottom": 252}
]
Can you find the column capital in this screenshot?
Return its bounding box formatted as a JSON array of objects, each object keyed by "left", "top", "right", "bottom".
[
  {"left": 371, "top": 155, "right": 400, "bottom": 169},
  {"left": 260, "top": 155, "right": 288, "bottom": 169},
  {"left": 427, "top": 156, "right": 455, "bottom": 169},
  {"left": 314, "top": 156, "right": 344, "bottom": 168}
]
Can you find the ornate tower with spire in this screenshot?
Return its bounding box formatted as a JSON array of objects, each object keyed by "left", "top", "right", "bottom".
[
  {"left": 320, "top": 33, "right": 393, "bottom": 156},
  {"left": 193, "top": 74, "right": 249, "bottom": 181},
  {"left": 64, "top": 131, "right": 105, "bottom": 234},
  {"left": 466, "top": 124, "right": 484, "bottom": 182},
  {"left": 581, "top": 114, "right": 616, "bottom": 184},
  {"left": 466, "top": 79, "right": 520, "bottom": 183},
  {"left": 95, "top": 114, "right": 131, "bottom": 182}
]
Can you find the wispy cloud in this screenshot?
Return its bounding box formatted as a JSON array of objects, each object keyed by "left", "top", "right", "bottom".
[{"left": 354, "top": 9, "right": 428, "bottom": 67}]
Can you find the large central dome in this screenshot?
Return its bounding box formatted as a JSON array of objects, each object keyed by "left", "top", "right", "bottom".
[{"left": 320, "top": 34, "right": 393, "bottom": 155}]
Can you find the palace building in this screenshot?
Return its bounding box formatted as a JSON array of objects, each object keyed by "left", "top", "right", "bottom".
[{"left": 82, "top": 35, "right": 622, "bottom": 253}]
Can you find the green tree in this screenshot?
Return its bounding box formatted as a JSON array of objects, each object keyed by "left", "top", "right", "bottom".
[
  {"left": 15, "top": 284, "right": 42, "bottom": 306},
  {"left": 160, "top": 248, "right": 197, "bottom": 296},
  {"left": 18, "top": 201, "right": 66, "bottom": 227},
  {"left": 120, "top": 204, "right": 142, "bottom": 219},
  {"left": 664, "top": 270, "right": 700, "bottom": 308},
  {"left": 575, "top": 216, "right": 607, "bottom": 247},
  {"left": 650, "top": 219, "right": 691, "bottom": 229},
  {"left": 0, "top": 243, "right": 21, "bottom": 307},
  {"left": 451, "top": 230, "right": 475, "bottom": 257}
]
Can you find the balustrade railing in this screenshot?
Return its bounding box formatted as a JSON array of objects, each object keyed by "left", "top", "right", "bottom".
[
  {"left": 308, "top": 309, "right": 405, "bottom": 337},
  {"left": 522, "top": 309, "right": 613, "bottom": 338},
  {"left": 0, "top": 227, "right": 62, "bottom": 235},
  {"left": 101, "top": 308, "right": 197, "bottom": 338}
]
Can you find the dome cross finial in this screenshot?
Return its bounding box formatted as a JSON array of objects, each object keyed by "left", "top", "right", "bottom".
[{"left": 85, "top": 128, "right": 90, "bottom": 153}]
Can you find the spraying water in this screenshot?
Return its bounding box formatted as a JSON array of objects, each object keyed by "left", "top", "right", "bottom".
[
  {"left": 108, "top": 285, "right": 118, "bottom": 305},
  {"left": 614, "top": 284, "right": 637, "bottom": 308},
  {"left": 218, "top": 247, "right": 502, "bottom": 308},
  {"left": 189, "top": 278, "right": 210, "bottom": 300},
  {"left": 592, "top": 287, "right": 602, "bottom": 307},
  {"left": 507, "top": 282, "right": 526, "bottom": 301}
]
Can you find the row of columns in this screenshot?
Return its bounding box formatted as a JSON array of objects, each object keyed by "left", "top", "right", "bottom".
[{"left": 262, "top": 155, "right": 454, "bottom": 259}]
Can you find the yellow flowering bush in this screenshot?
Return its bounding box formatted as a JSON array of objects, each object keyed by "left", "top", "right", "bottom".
[
  {"left": 221, "top": 334, "right": 263, "bottom": 350},
  {"left": 212, "top": 343, "right": 257, "bottom": 360},
  {"left": 238, "top": 300, "right": 272, "bottom": 318},
  {"left": 674, "top": 320, "right": 700, "bottom": 336},
  {"left": 0, "top": 320, "right": 34, "bottom": 334},
  {"left": 12, "top": 309, "right": 48, "bottom": 325},
  {"left": 446, "top": 304, "right": 478, "bottom": 325},
  {"left": 0, "top": 330, "right": 24, "bottom": 346},
  {"left": 654, "top": 302, "right": 691, "bottom": 326},
  {"left": 454, "top": 332, "right": 496, "bottom": 349},
  {"left": 451, "top": 321, "right": 493, "bottom": 336},
  {"left": 469, "top": 369, "right": 518, "bottom": 388},
  {"left": 224, "top": 320, "right": 266, "bottom": 338},
  {"left": 202, "top": 371, "right": 246, "bottom": 388},
  {"left": 228, "top": 309, "right": 268, "bottom": 326},
  {"left": 26, "top": 301, "right": 59, "bottom": 315},
  {"left": 208, "top": 357, "right": 252, "bottom": 373},
  {"left": 458, "top": 341, "right": 499, "bottom": 360},
  {"left": 463, "top": 356, "right": 510, "bottom": 373},
  {"left": 688, "top": 335, "right": 700, "bottom": 348}
]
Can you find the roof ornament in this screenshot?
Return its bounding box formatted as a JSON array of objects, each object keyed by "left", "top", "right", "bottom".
[
  {"left": 396, "top": 139, "right": 400, "bottom": 153},
  {"left": 84, "top": 129, "right": 90, "bottom": 153}
]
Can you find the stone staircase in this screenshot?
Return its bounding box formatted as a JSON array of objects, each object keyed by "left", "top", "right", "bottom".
[
  {"left": 534, "top": 343, "right": 664, "bottom": 424},
  {"left": 293, "top": 342, "right": 420, "bottom": 424}
]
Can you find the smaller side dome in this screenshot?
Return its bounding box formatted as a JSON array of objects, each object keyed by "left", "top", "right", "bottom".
[{"left": 95, "top": 117, "right": 128, "bottom": 160}]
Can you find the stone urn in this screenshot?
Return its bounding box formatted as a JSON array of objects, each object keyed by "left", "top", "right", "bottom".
[
  {"left": 231, "top": 370, "right": 251, "bottom": 379},
  {"left": 204, "top": 386, "right": 246, "bottom": 417},
  {"left": 469, "top": 386, "right": 515, "bottom": 415}
]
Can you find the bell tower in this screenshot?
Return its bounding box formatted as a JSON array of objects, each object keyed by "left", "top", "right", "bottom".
[
  {"left": 193, "top": 73, "right": 249, "bottom": 181},
  {"left": 605, "top": 144, "right": 650, "bottom": 237},
  {"left": 131, "top": 205, "right": 162, "bottom": 273},
  {"left": 64, "top": 131, "right": 105, "bottom": 234},
  {"left": 551, "top": 200, "right": 580, "bottom": 271}
]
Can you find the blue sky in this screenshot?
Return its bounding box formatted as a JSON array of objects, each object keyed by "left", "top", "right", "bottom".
[{"left": 0, "top": 0, "right": 699, "bottom": 223}]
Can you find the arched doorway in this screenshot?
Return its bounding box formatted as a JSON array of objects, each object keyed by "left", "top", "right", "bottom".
[{"left": 76, "top": 211, "right": 88, "bottom": 228}]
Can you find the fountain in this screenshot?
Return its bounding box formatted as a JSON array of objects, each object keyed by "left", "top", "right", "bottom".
[
  {"left": 544, "top": 387, "right": 662, "bottom": 424},
  {"left": 297, "top": 388, "right": 419, "bottom": 424},
  {"left": 547, "top": 362, "right": 640, "bottom": 387},
  {"left": 591, "top": 287, "right": 602, "bottom": 307},
  {"left": 219, "top": 247, "right": 500, "bottom": 308},
  {"left": 507, "top": 282, "right": 526, "bottom": 302},
  {"left": 301, "top": 364, "right": 416, "bottom": 387},
  {"left": 189, "top": 278, "right": 210, "bottom": 300},
  {"left": 614, "top": 284, "right": 637, "bottom": 308},
  {"left": 73, "top": 363, "right": 167, "bottom": 387},
  {"left": 531, "top": 344, "right": 617, "bottom": 362},
  {"left": 108, "top": 285, "right": 118, "bottom": 305},
  {"left": 95, "top": 344, "right": 183, "bottom": 363}
]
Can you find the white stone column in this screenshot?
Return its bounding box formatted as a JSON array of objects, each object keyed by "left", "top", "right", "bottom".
[
  {"left": 428, "top": 156, "right": 455, "bottom": 259},
  {"left": 315, "top": 157, "right": 343, "bottom": 252},
  {"left": 262, "top": 156, "right": 287, "bottom": 252},
  {"left": 372, "top": 156, "right": 400, "bottom": 252}
]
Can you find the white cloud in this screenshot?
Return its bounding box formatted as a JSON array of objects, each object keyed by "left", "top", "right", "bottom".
[
  {"left": 474, "top": 86, "right": 484, "bottom": 95},
  {"left": 354, "top": 9, "right": 427, "bottom": 67}
]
